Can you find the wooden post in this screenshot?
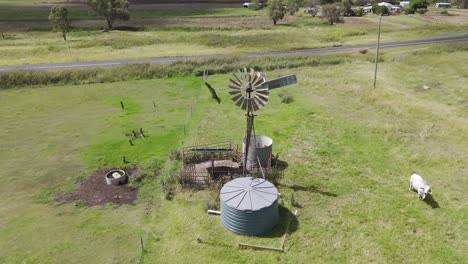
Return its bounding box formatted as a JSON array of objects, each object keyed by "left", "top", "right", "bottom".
[
  {"left": 153, "top": 100, "right": 156, "bottom": 108},
  {"left": 238, "top": 243, "right": 284, "bottom": 252},
  {"left": 129, "top": 139, "right": 133, "bottom": 146},
  {"left": 140, "top": 237, "right": 145, "bottom": 251},
  {"left": 373, "top": 14, "right": 382, "bottom": 89},
  {"left": 120, "top": 101, "right": 125, "bottom": 109},
  {"left": 122, "top": 155, "right": 126, "bottom": 163}
]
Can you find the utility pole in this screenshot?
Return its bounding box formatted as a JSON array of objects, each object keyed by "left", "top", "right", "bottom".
[{"left": 373, "top": 14, "right": 382, "bottom": 89}]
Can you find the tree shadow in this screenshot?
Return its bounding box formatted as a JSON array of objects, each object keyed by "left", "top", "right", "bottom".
[
  {"left": 424, "top": 194, "right": 440, "bottom": 209},
  {"left": 280, "top": 184, "right": 337, "bottom": 197},
  {"left": 257, "top": 205, "right": 298, "bottom": 238},
  {"left": 113, "top": 26, "right": 147, "bottom": 31}
]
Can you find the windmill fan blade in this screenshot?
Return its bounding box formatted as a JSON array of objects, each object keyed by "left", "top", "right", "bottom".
[
  {"left": 236, "top": 97, "right": 245, "bottom": 107},
  {"left": 229, "top": 78, "right": 241, "bottom": 87},
  {"left": 228, "top": 68, "right": 272, "bottom": 112}
]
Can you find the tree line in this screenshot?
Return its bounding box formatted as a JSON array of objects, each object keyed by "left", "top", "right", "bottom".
[{"left": 46, "top": 0, "right": 467, "bottom": 41}]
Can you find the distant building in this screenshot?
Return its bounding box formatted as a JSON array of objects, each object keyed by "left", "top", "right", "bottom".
[
  {"left": 400, "top": 1, "right": 410, "bottom": 7},
  {"left": 435, "top": 2, "right": 451, "bottom": 8},
  {"left": 378, "top": 2, "right": 402, "bottom": 13}
]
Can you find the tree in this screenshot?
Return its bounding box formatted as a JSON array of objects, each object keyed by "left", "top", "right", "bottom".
[
  {"left": 354, "top": 0, "right": 369, "bottom": 6},
  {"left": 410, "top": 0, "right": 430, "bottom": 9},
  {"left": 451, "top": 0, "right": 468, "bottom": 8},
  {"left": 286, "top": 0, "right": 304, "bottom": 15},
  {"left": 342, "top": 0, "right": 354, "bottom": 16},
  {"left": 372, "top": 4, "right": 391, "bottom": 15},
  {"left": 321, "top": 4, "right": 343, "bottom": 25},
  {"left": 249, "top": 0, "right": 263, "bottom": 10},
  {"left": 268, "top": 0, "right": 287, "bottom": 25},
  {"left": 404, "top": 0, "right": 430, "bottom": 14},
  {"left": 48, "top": 6, "right": 71, "bottom": 41},
  {"left": 86, "top": 0, "right": 130, "bottom": 29}
]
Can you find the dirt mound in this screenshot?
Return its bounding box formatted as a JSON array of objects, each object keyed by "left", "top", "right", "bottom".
[{"left": 57, "top": 167, "right": 138, "bottom": 206}]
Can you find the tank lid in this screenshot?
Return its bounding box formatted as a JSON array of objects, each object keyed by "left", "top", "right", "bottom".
[{"left": 220, "top": 177, "right": 278, "bottom": 211}]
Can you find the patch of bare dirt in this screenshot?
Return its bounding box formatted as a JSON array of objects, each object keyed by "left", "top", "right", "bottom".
[
  {"left": 57, "top": 166, "right": 138, "bottom": 206},
  {"left": 343, "top": 17, "right": 375, "bottom": 26},
  {"left": 420, "top": 11, "right": 468, "bottom": 25}
]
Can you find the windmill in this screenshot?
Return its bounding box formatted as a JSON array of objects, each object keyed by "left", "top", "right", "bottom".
[{"left": 228, "top": 68, "right": 297, "bottom": 176}]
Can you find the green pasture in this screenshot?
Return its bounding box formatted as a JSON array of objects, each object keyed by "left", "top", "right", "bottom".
[
  {"left": 0, "top": 7, "right": 262, "bottom": 20},
  {"left": 1, "top": 13, "right": 467, "bottom": 66},
  {"left": 0, "top": 0, "right": 61, "bottom": 6},
  {"left": 0, "top": 44, "right": 466, "bottom": 263}
]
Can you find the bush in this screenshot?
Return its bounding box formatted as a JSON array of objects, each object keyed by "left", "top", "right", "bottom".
[
  {"left": 321, "top": 4, "right": 343, "bottom": 25},
  {"left": 410, "top": 0, "right": 430, "bottom": 10},
  {"left": 130, "top": 159, "right": 163, "bottom": 183},
  {"left": 354, "top": 7, "right": 365, "bottom": 16},
  {"left": 372, "top": 4, "right": 390, "bottom": 15},
  {"left": 160, "top": 160, "right": 179, "bottom": 200},
  {"left": 278, "top": 90, "right": 294, "bottom": 104},
  {"left": 441, "top": 9, "right": 448, "bottom": 15},
  {"left": 403, "top": 7, "right": 415, "bottom": 14},
  {"left": 249, "top": 0, "right": 262, "bottom": 10},
  {"left": 416, "top": 8, "right": 428, "bottom": 14}
]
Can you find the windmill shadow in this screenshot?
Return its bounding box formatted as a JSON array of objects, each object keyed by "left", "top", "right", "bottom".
[
  {"left": 423, "top": 194, "right": 440, "bottom": 209},
  {"left": 280, "top": 184, "right": 337, "bottom": 197}
]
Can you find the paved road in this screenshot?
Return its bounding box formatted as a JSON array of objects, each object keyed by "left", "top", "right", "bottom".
[{"left": 1, "top": 35, "right": 467, "bottom": 72}]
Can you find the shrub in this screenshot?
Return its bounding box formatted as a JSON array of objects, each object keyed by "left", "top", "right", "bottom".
[
  {"left": 278, "top": 90, "right": 294, "bottom": 104},
  {"left": 416, "top": 8, "right": 428, "bottom": 14},
  {"left": 372, "top": 4, "right": 390, "bottom": 15},
  {"left": 441, "top": 9, "right": 448, "bottom": 15},
  {"left": 354, "top": 7, "right": 365, "bottom": 16},
  {"left": 249, "top": 0, "right": 262, "bottom": 10},
  {"left": 321, "top": 4, "right": 344, "bottom": 25},
  {"left": 403, "top": 7, "right": 415, "bottom": 14},
  {"left": 410, "top": 0, "right": 430, "bottom": 10}
]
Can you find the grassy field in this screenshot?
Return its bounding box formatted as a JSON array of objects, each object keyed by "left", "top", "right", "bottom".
[
  {"left": 0, "top": 0, "right": 61, "bottom": 6},
  {"left": 0, "top": 44, "right": 466, "bottom": 263},
  {"left": 1, "top": 11, "right": 467, "bottom": 66}
]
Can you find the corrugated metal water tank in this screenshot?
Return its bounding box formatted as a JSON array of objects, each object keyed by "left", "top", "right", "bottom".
[{"left": 220, "top": 177, "right": 278, "bottom": 236}]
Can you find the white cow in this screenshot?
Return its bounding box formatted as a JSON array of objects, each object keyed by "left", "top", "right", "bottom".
[{"left": 409, "top": 173, "right": 432, "bottom": 200}]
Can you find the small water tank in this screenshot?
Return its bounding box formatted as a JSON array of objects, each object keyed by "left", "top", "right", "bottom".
[
  {"left": 220, "top": 177, "right": 278, "bottom": 236},
  {"left": 105, "top": 169, "right": 127, "bottom": 185},
  {"left": 242, "top": 135, "right": 273, "bottom": 168}
]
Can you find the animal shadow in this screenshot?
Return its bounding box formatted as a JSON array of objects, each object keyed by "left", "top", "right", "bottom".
[{"left": 424, "top": 194, "right": 440, "bottom": 209}]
